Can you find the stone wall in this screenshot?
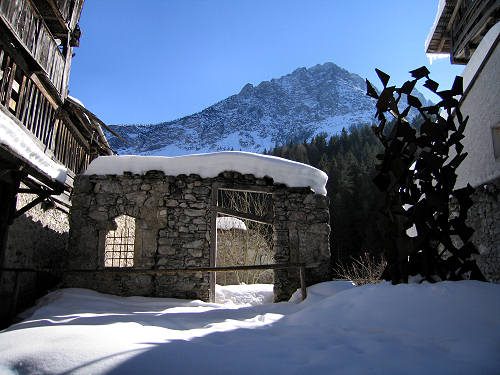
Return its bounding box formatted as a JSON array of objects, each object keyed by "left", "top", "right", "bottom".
[
  {"left": 273, "top": 188, "right": 330, "bottom": 300},
  {"left": 467, "top": 179, "right": 500, "bottom": 282},
  {"left": 0, "top": 187, "right": 69, "bottom": 322},
  {"left": 66, "top": 170, "right": 331, "bottom": 302},
  {"left": 66, "top": 171, "right": 212, "bottom": 300}
]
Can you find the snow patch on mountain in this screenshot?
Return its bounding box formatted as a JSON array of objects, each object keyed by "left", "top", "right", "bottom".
[{"left": 107, "top": 62, "right": 430, "bottom": 156}]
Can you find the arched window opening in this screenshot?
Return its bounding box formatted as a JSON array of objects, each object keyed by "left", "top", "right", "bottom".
[{"left": 104, "top": 215, "right": 136, "bottom": 267}]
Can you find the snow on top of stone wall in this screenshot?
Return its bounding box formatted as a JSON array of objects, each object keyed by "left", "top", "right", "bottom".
[
  {"left": 84, "top": 151, "right": 328, "bottom": 195},
  {"left": 216, "top": 216, "right": 247, "bottom": 231},
  {"left": 0, "top": 110, "right": 67, "bottom": 183}
]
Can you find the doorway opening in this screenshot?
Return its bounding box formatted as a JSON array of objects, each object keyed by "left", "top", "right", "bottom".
[{"left": 213, "top": 187, "right": 275, "bottom": 304}]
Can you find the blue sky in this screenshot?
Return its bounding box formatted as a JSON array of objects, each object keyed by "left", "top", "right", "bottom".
[{"left": 69, "top": 1, "right": 464, "bottom": 125}]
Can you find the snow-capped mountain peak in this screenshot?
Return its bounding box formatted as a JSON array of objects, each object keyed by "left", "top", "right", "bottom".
[{"left": 106, "top": 62, "right": 428, "bottom": 156}]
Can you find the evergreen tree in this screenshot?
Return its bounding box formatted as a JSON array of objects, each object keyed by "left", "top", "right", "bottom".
[{"left": 267, "top": 124, "right": 392, "bottom": 268}]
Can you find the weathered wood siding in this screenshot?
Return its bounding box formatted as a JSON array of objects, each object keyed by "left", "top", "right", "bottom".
[
  {"left": 1, "top": 45, "right": 91, "bottom": 176},
  {"left": 0, "top": 0, "right": 65, "bottom": 93}
]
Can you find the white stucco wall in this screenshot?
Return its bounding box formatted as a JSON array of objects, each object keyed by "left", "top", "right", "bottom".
[{"left": 455, "top": 23, "right": 500, "bottom": 188}]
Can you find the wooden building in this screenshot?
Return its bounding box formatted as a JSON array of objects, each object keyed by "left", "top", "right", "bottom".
[
  {"left": 426, "top": 0, "right": 500, "bottom": 64},
  {"left": 0, "top": 0, "right": 113, "bottom": 326}
]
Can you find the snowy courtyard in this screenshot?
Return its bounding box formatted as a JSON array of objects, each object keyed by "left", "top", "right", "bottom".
[{"left": 0, "top": 281, "right": 499, "bottom": 374}]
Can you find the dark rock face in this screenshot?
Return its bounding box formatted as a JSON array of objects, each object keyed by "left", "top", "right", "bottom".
[{"left": 106, "top": 62, "right": 430, "bottom": 156}]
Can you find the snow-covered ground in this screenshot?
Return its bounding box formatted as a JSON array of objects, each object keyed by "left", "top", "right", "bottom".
[{"left": 1, "top": 281, "right": 499, "bottom": 374}]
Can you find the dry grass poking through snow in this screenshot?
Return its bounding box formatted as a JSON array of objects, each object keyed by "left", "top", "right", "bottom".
[{"left": 334, "top": 252, "right": 387, "bottom": 286}]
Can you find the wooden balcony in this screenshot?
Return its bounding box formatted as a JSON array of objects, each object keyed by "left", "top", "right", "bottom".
[
  {"left": 31, "top": 0, "right": 84, "bottom": 37},
  {"left": 1, "top": 44, "right": 111, "bottom": 195},
  {"left": 0, "top": 0, "right": 66, "bottom": 94},
  {"left": 451, "top": 0, "right": 500, "bottom": 64}
]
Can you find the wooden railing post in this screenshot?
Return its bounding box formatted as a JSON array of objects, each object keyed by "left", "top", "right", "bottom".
[{"left": 299, "top": 265, "right": 307, "bottom": 301}]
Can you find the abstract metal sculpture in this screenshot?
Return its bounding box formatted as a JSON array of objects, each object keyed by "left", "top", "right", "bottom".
[{"left": 366, "top": 67, "right": 485, "bottom": 283}]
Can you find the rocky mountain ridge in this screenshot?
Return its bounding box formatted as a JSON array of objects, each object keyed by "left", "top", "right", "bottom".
[{"left": 107, "top": 62, "right": 429, "bottom": 156}]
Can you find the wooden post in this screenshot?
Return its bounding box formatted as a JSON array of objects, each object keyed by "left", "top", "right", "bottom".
[
  {"left": 299, "top": 265, "right": 307, "bottom": 301},
  {"left": 9, "top": 271, "right": 21, "bottom": 320},
  {"left": 15, "top": 74, "right": 27, "bottom": 119},
  {"left": 0, "top": 170, "right": 23, "bottom": 327},
  {"left": 209, "top": 184, "right": 218, "bottom": 302},
  {"left": 3, "top": 61, "right": 16, "bottom": 110},
  {"left": 0, "top": 171, "right": 23, "bottom": 280}
]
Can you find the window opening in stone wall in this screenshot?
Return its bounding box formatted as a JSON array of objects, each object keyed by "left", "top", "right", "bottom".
[
  {"left": 216, "top": 189, "right": 274, "bottom": 286},
  {"left": 104, "top": 215, "right": 136, "bottom": 267},
  {"left": 492, "top": 125, "right": 500, "bottom": 159}
]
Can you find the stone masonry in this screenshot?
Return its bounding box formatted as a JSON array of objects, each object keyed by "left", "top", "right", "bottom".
[
  {"left": 0, "top": 187, "right": 69, "bottom": 323},
  {"left": 467, "top": 178, "right": 500, "bottom": 282},
  {"left": 66, "top": 170, "right": 331, "bottom": 302}
]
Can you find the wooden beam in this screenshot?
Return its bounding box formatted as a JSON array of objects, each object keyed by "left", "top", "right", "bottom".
[
  {"left": 45, "top": 0, "right": 70, "bottom": 34},
  {"left": 209, "top": 184, "right": 218, "bottom": 301},
  {"left": 57, "top": 110, "right": 90, "bottom": 149},
  {"left": 15, "top": 74, "right": 27, "bottom": 119},
  {"left": 216, "top": 206, "right": 273, "bottom": 225},
  {"left": 438, "top": 37, "right": 447, "bottom": 54},
  {"left": 64, "top": 98, "right": 124, "bottom": 151},
  {"left": 2, "top": 263, "right": 308, "bottom": 274},
  {"left": 0, "top": 57, "right": 15, "bottom": 107},
  {"left": 18, "top": 188, "right": 48, "bottom": 194},
  {"left": 0, "top": 53, "right": 8, "bottom": 104},
  {"left": 452, "top": 0, "right": 496, "bottom": 61},
  {"left": 29, "top": 73, "right": 60, "bottom": 108},
  {"left": 9, "top": 271, "right": 21, "bottom": 320},
  {"left": 14, "top": 192, "right": 50, "bottom": 219},
  {"left": 79, "top": 105, "right": 127, "bottom": 143},
  {"left": 446, "top": 0, "right": 463, "bottom": 31},
  {"left": 0, "top": 170, "right": 23, "bottom": 283},
  {"left": 22, "top": 173, "right": 72, "bottom": 209},
  {"left": 0, "top": 12, "right": 65, "bottom": 100},
  {"left": 217, "top": 185, "right": 273, "bottom": 194},
  {"left": 0, "top": 143, "right": 64, "bottom": 193},
  {"left": 299, "top": 265, "right": 307, "bottom": 301}
]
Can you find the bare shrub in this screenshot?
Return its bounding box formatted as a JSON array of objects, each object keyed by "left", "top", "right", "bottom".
[
  {"left": 333, "top": 252, "right": 387, "bottom": 286},
  {"left": 216, "top": 190, "right": 274, "bottom": 285}
]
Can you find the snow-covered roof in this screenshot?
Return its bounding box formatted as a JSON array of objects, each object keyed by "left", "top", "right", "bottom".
[
  {"left": 425, "top": 0, "right": 448, "bottom": 54},
  {"left": 425, "top": 1, "right": 500, "bottom": 64},
  {"left": 65, "top": 96, "right": 112, "bottom": 152},
  {"left": 0, "top": 110, "right": 67, "bottom": 183},
  {"left": 67, "top": 95, "right": 85, "bottom": 108},
  {"left": 84, "top": 151, "right": 328, "bottom": 195},
  {"left": 216, "top": 216, "right": 247, "bottom": 231}
]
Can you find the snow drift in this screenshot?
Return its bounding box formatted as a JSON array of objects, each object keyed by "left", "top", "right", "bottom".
[{"left": 0, "top": 281, "right": 499, "bottom": 374}]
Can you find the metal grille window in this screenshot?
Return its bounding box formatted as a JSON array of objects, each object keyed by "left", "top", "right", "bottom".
[{"left": 104, "top": 215, "right": 135, "bottom": 267}]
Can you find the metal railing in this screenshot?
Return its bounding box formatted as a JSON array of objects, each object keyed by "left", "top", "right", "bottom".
[{"left": 1, "top": 263, "right": 309, "bottom": 312}]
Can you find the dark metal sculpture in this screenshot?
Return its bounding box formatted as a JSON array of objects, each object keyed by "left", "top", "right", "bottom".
[{"left": 366, "top": 67, "right": 485, "bottom": 283}]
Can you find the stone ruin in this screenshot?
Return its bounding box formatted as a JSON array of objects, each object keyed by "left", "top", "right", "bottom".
[{"left": 66, "top": 157, "right": 331, "bottom": 302}]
